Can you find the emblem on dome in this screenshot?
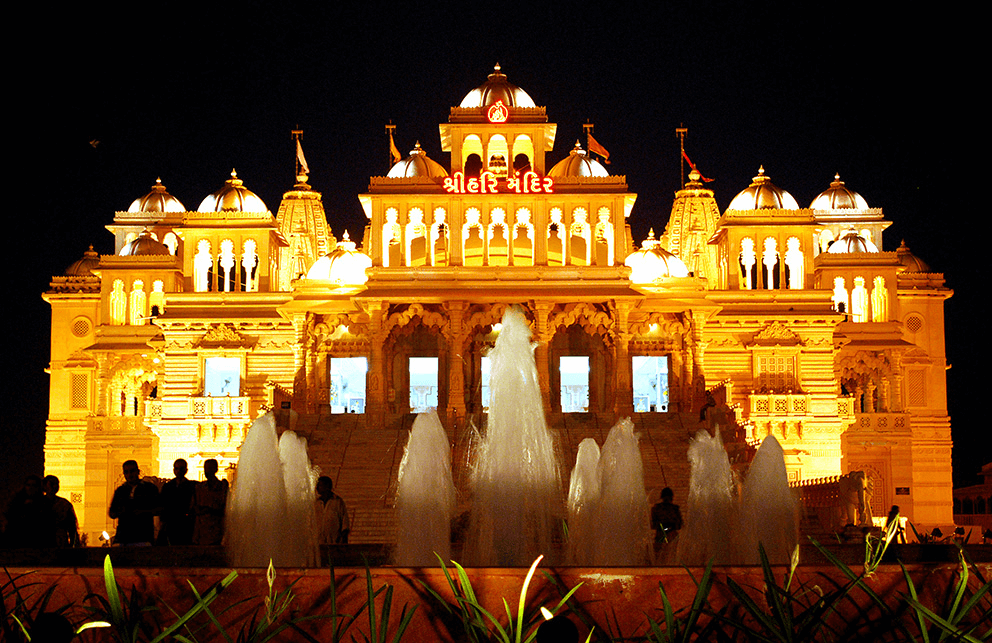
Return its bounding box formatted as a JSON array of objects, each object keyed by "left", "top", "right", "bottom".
[{"left": 487, "top": 100, "right": 508, "bottom": 123}]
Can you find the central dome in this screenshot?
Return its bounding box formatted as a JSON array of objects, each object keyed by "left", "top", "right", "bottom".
[
  {"left": 128, "top": 179, "right": 186, "bottom": 213},
  {"left": 728, "top": 167, "right": 799, "bottom": 210},
  {"left": 387, "top": 143, "right": 448, "bottom": 178},
  {"left": 811, "top": 174, "right": 869, "bottom": 209},
  {"left": 548, "top": 142, "right": 609, "bottom": 177},
  {"left": 460, "top": 64, "right": 536, "bottom": 109},
  {"left": 198, "top": 170, "right": 268, "bottom": 212}
]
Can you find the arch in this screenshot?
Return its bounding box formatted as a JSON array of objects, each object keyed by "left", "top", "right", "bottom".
[
  {"left": 383, "top": 208, "right": 402, "bottom": 268},
  {"left": 818, "top": 229, "right": 835, "bottom": 255},
  {"left": 110, "top": 279, "right": 127, "bottom": 325},
  {"left": 784, "top": 237, "right": 804, "bottom": 289},
  {"left": 833, "top": 277, "right": 848, "bottom": 314},
  {"left": 512, "top": 134, "right": 534, "bottom": 173},
  {"left": 488, "top": 208, "right": 509, "bottom": 266},
  {"left": 871, "top": 276, "right": 888, "bottom": 322},
  {"left": 852, "top": 276, "right": 868, "bottom": 322},
  {"left": 431, "top": 207, "right": 449, "bottom": 266},
  {"left": 547, "top": 208, "right": 564, "bottom": 266},
  {"left": 463, "top": 207, "right": 484, "bottom": 266},
  {"left": 512, "top": 207, "right": 534, "bottom": 266},
  {"left": 218, "top": 239, "right": 236, "bottom": 291},
  {"left": 570, "top": 208, "right": 591, "bottom": 266},
  {"left": 487, "top": 134, "right": 509, "bottom": 178},
  {"left": 241, "top": 239, "right": 258, "bottom": 292},
  {"left": 739, "top": 237, "right": 757, "bottom": 290},
  {"left": 128, "top": 280, "right": 146, "bottom": 326},
  {"left": 463, "top": 135, "right": 483, "bottom": 177},
  {"left": 762, "top": 237, "right": 780, "bottom": 289},
  {"left": 194, "top": 239, "right": 212, "bottom": 292},
  {"left": 594, "top": 207, "right": 614, "bottom": 266},
  {"left": 163, "top": 231, "right": 179, "bottom": 255},
  {"left": 149, "top": 280, "right": 166, "bottom": 317},
  {"left": 406, "top": 208, "right": 428, "bottom": 267}
]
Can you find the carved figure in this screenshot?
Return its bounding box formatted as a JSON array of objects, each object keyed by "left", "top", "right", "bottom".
[{"left": 838, "top": 470, "right": 871, "bottom": 526}]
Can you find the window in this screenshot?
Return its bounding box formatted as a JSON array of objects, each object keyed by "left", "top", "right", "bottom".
[
  {"left": 204, "top": 357, "right": 241, "bottom": 396},
  {"left": 330, "top": 357, "right": 367, "bottom": 413},
  {"left": 481, "top": 355, "right": 492, "bottom": 411},
  {"left": 560, "top": 356, "right": 589, "bottom": 412},
  {"left": 755, "top": 353, "right": 797, "bottom": 392},
  {"left": 632, "top": 356, "right": 668, "bottom": 412},
  {"left": 409, "top": 357, "right": 438, "bottom": 413}
]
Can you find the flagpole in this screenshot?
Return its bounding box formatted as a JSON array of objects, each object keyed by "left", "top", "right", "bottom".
[
  {"left": 292, "top": 128, "right": 309, "bottom": 181},
  {"left": 386, "top": 122, "right": 397, "bottom": 168},
  {"left": 676, "top": 125, "right": 687, "bottom": 186}
]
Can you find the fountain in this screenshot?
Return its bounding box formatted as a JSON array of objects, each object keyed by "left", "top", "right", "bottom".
[
  {"left": 566, "top": 438, "right": 600, "bottom": 564},
  {"left": 463, "top": 306, "right": 563, "bottom": 566},
  {"left": 394, "top": 409, "right": 457, "bottom": 566},
  {"left": 226, "top": 412, "right": 318, "bottom": 567},
  {"left": 676, "top": 427, "right": 798, "bottom": 566}
]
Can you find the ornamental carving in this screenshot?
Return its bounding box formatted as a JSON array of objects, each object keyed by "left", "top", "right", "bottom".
[
  {"left": 384, "top": 303, "right": 448, "bottom": 337},
  {"left": 748, "top": 322, "right": 803, "bottom": 347},
  {"left": 197, "top": 323, "right": 250, "bottom": 348}
]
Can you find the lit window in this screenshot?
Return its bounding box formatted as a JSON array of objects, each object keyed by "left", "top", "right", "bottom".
[
  {"left": 632, "top": 356, "right": 669, "bottom": 412},
  {"left": 409, "top": 357, "right": 438, "bottom": 413},
  {"left": 481, "top": 355, "right": 492, "bottom": 411},
  {"left": 560, "top": 356, "right": 589, "bottom": 412},
  {"left": 204, "top": 357, "right": 241, "bottom": 396},
  {"left": 329, "top": 357, "right": 367, "bottom": 414}
]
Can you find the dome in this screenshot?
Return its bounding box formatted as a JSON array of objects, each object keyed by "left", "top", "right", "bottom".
[
  {"left": 197, "top": 170, "right": 268, "bottom": 212},
  {"left": 386, "top": 143, "right": 448, "bottom": 179},
  {"left": 625, "top": 230, "right": 690, "bottom": 282},
  {"left": 811, "top": 174, "right": 869, "bottom": 209},
  {"left": 65, "top": 245, "right": 100, "bottom": 276},
  {"left": 459, "top": 63, "right": 536, "bottom": 108},
  {"left": 120, "top": 229, "right": 170, "bottom": 256},
  {"left": 827, "top": 227, "right": 879, "bottom": 254},
  {"left": 127, "top": 178, "right": 186, "bottom": 213},
  {"left": 896, "top": 240, "right": 931, "bottom": 272},
  {"left": 728, "top": 167, "right": 799, "bottom": 210},
  {"left": 305, "top": 232, "right": 372, "bottom": 285},
  {"left": 548, "top": 142, "right": 609, "bottom": 177}
]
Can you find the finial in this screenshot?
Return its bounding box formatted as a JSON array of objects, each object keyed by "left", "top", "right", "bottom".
[
  {"left": 230, "top": 168, "right": 238, "bottom": 178},
  {"left": 342, "top": 230, "right": 350, "bottom": 241},
  {"left": 757, "top": 165, "right": 765, "bottom": 175},
  {"left": 494, "top": 62, "right": 501, "bottom": 72}
]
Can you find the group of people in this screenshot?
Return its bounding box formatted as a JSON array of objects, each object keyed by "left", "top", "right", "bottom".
[
  {"left": 109, "top": 458, "right": 229, "bottom": 546},
  {"left": 2, "top": 474, "right": 79, "bottom": 548}
]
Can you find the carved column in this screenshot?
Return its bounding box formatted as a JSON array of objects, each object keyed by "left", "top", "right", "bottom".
[
  {"left": 445, "top": 301, "right": 468, "bottom": 427},
  {"left": 613, "top": 302, "right": 634, "bottom": 417},
  {"left": 365, "top": 301, "right": 387, "bottom": 428},
  {"left": 290, "top": 312, "right": 309, "bottom": 412},
  {"left": 533, "top": 301, "right": 554, "bottom": 416}
]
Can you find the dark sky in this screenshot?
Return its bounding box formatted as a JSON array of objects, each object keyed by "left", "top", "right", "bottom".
[{"left": 6, "top": 2, "right": 980, "bottom": 502}]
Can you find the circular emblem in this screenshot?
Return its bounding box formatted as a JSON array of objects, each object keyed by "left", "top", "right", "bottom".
[{"left": 487, "top": 100, "right": 508, "bottom": 123}]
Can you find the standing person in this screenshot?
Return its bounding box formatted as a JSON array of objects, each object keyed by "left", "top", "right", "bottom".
[
  {"left": 191, "top": 459, "right": 228, "bottom": 546},
  {"left": 158, "top": 459, "right": 195, "bottom": 545},
  {"left": 108, "top": 460, "right": 159, "bottom": 546},
  {"left": 43, "top": 475, "right": 79, "bottom": 548},
  {"left": 315, "top": 476, "right": 350, "bottom": 545},
  {"left": 651, "top": 487, "right": 684, "bottom": 544}
]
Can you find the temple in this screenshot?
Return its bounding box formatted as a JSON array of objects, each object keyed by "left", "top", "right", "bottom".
[{"left": 43, "top": 66, "right": 954, "bottom": 543}]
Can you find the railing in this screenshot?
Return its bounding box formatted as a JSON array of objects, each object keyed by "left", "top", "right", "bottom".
[
  {"left": 188, "top": 396, "right": 251, "bottom": 419},
  {"left": 851, "top": 413, "right": 910, "bottom": 432},
  {"left": 748, "top": 392, "right": 811, "bottom": 416},
  {"left": 87, "top": 416, "right": 148, "bottom": 433}
]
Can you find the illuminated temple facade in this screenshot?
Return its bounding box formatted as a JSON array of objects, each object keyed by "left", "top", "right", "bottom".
[{"left": 44, "top": 67, "right": 954, "bottom": 542}]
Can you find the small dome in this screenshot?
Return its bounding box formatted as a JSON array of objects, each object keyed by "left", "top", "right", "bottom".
[
  {"left": 128, "top": 178, "right": 186, "bottom": 213},
  {"left": 65, "top": 245, "right": 100, "bottom": 276},
  {"left": 386, "top": 143, "right": 448, "bottom": 179},
  {"left": 896, "top": 240, "right": 931, "bottom": 272},
  {"left": 198, "top": 170, "right": 268, "bottom": 212},
  {"left": 811, "top": 174, "right": 869, "bottom": 209},
  {"left": 625, "top": 230, "right": 690, "bottom": 282},
  {"left": 120, "top": 229, "right": 170, "bottom": 256},
  {"left": 460, "top": 63, "right": 536, "bottom": 108},
  {"left": 548, "top": 142, "right": 609, "bottom": 177},
  {"left": 728, "top": 167, "right": 799, "bottom": 210},
  {"left": 827, "top": 227, "right": 879, "bottom": 254},
  {"left": 306, "top": 232, "right": 372, "bottom": 285}
]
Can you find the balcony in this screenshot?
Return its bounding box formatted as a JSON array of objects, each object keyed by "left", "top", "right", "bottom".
[
  {"left": 188, "top": 396, "right": 251, "bottom": 419},
  {"left": 748, "top": 392, "right": 811, "bottom": 417}
]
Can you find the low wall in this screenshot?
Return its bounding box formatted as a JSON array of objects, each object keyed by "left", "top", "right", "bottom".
[{"left": 4, "top": 549, "right": 991, "bottom": 642}]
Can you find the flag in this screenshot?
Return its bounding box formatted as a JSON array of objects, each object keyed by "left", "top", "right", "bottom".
[
  {"left": 682, "top": 150, "right": 714, "bottom": 182},
  {"left": 587, "top": 132, "right": 610, "bottom": 164},
  {"left": 296, "top": 139, "right": 310, "bottom": 175},
  {"left": 389, "top": 130, "right": 402, "bottom": 164}
]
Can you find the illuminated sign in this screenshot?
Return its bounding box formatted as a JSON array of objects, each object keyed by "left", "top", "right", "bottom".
[
  {"left": 487, "top": 100, "right": 508, "bottom": 123},
  {"left": 443, "top": 171, "right": 554, "bottom": 194}
]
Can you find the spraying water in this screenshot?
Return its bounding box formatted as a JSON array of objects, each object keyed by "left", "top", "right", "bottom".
[
  {"left": 738, "top": 435, "right": 798, "bottom": 564},
  {"left": 566, "top": 438, "right": 601, "bottom": 565},
  {"left": 394, "top": 409, "right": 457, "bottom": 566},
  {"left": 676, "top": 428, "right": 736, "bottom": 566},
  {"left": 593, "top": 418, "right": 652, "bottom": 565},
  {"left": 226, "top": 412, "right": 318, "bottom": 567},
  {"left": 465, "top": 306, "right": 563, "bottom": 566}
]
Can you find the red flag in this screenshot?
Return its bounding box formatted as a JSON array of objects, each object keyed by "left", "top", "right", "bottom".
[
  {"left": 682, "top": 150, "right": 714, "bottom": 182},
  {"left": 389, "top": 130, "right": 402, "bottom": 165},
  {"left": 587, "top": 133, "right": 610, "bottom": 164}
]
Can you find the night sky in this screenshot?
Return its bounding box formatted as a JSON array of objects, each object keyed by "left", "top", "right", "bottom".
[{"left": 6, "top": 2, "right": 979, "bottom": 504}]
